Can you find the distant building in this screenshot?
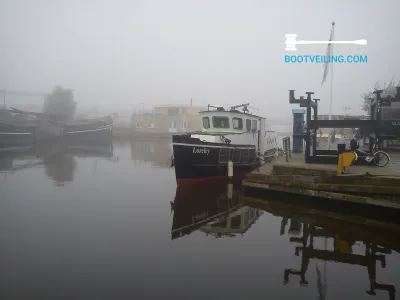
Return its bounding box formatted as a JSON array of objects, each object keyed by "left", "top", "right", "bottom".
[
  {"left": 381, "top": 102, "right": 400, "bottom": 120},
  {"left": 131, "top": 105, "right": 205, "bottom": 137}
]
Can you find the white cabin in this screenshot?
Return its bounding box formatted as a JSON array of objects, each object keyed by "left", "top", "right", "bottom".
[{"left": 190, "top": 105, "right": 277, "bottom": 154}]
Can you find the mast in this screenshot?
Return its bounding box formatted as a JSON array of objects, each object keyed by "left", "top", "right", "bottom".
[{"left": 321, "top": 21, "right": 335, "bottom": 149}]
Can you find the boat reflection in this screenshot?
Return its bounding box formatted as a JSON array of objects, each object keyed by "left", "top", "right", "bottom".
[
  {"left": 0, "top": 141, "right": 118, "bottom": 186},
  {"left": 244, "top": 193, "right": 399, "bottom": 300},
  {"left": 171, "top": 182, "right": 263, "bottom": 240}
]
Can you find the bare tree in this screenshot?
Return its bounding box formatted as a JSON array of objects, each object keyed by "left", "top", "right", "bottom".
[
  {"left": 43, "top": 86, "right": 76, "bottom": 121},
  {"left": 361, "top": 79, "right": 400, "bottom": 116},
  {"left": 336, "top": 128, "right": 344, "bottom": 136}
]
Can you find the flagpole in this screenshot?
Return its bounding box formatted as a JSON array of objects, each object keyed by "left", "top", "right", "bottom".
[
  {"left": 325, "top": 21, "right": 335, "bottom": 297},
  {"left": 328, "top": 21, "right": 335, "bottom": 151}
]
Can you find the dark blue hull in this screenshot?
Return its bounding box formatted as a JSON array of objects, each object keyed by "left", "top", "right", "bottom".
[{"left": 172, "top": 134, "right": 260, "bottom": 186}]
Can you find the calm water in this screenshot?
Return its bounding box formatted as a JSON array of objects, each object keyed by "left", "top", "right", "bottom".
[{"left": 1, "top": 139, "right": 399, "bottom": 300}]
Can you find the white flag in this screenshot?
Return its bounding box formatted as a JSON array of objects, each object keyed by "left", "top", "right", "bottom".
[{"left": 321, "top": 24, "right": 335, "bottom": 86}]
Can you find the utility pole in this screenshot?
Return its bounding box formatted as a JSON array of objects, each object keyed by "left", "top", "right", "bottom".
[
  {"left": 343, "top": 106, "right": 350, "bottom": 116},
  {"left": 140, "top": 103, "right": 144, "bottom": 115}
]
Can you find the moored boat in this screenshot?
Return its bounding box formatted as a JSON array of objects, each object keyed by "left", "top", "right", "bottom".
[
  {"left": 6, "top": 108, "right": 119, "bottom": 144},
  {"left": 0, "top": 109, "right": 36, "bottom": 149},
  {"left": 172, "top": 104, "right": 278, "bottom": 186},
  {"left": 60, "top": 113, "right": 119, "bottom": 144},
  {"left": 0, "top": 124, "right": 36, "bottom": 149}
]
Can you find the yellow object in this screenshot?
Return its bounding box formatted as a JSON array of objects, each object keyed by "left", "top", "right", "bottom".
[
  {"left": 334, "top": 234, "right": 353, "bottom": 254},
  {"left": 342, "top": 152, "right": 357, "bottom": 166},
  {"left": 337, "top": 152, "right": 357, "bottom": 176}
]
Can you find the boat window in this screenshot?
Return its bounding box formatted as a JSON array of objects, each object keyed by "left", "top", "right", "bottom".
[
  {"left": 232, "top": 117, "right": 243, "bottom": 130},
  {"left": 218, "top": 148, "right": 231, "bottom": 163},
  {"left": 202, "top": 117, "right": 210, "bottom": 129},
  {"left": 246, "top": 119, "right": 251, "bottom": 132},
  {"left": 251, "top": 120, "right": 257, "bottom": 132},
  {"left": 249, "top": 148, "right": 256, "bottom": 162},
  {"left": 231, "top": 148, "right": 241, "bottom": 163},
  {"left": 212, "top": 116, "right": 230, "bottom": 128},
  {"left": 242, "top": 149, "right": 250, "bottom": 163},
  {"left": 211, "top": 220, "right": 227, "bottom": 228},
  {"left": 231, "top": 216, "right": 241, "bottom": 229}
]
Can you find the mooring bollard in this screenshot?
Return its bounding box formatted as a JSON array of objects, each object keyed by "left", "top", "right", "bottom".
[{"left": 227, "top": 160, "right": 233, "bottom": 178}]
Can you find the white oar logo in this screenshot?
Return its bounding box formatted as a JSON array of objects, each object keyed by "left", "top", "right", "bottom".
[{"left": 285, "top": 34, "right": 367, "bottom": 51}]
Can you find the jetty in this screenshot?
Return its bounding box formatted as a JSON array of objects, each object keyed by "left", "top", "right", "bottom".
[
  {"left": 242, "top": 86, "right": 400, "bottom": 210},
  {"left": 243, "top": 152, "right": 400, "bottom": 209}
]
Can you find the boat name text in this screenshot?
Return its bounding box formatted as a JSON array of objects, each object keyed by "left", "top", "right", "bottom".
[
  {"left": 193, "top": 147, "right": 210, "bottom": 155},
  {"left": 193, "top": 211, "right": 208, "bottom": 221}
]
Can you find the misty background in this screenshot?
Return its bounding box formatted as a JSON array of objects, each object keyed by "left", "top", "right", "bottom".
[{"left": 1, "top": 0, "right": 399, "bottom": 124}]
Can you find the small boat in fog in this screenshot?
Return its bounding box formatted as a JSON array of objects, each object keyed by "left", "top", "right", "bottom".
[
  {"left": 0, "top": 108, "right": 118, "bottom": 144},
  {"left": 171, "top": 103, "right": 278, "bottom": 185},
  {"left": 60, "top": 113, "right": 119, "bottom": 144},
  {"left": 0, "top": 109, "right": 36, "bottom": 148}
]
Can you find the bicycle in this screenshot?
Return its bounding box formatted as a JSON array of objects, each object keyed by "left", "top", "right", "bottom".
[{"left": 350, "top": 139, "right": 390, "bottom": 167}]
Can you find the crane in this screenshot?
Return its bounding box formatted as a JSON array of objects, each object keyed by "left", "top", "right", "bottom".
[{"left": 0, "top": 89, "right": 49, "bottom": 109}]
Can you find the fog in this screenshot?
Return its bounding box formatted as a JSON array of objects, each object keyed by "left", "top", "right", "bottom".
[{"left": 1, "top": 0, "right": 399, "bottom": 122}]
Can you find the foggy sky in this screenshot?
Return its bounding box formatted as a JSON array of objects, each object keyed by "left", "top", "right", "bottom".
[{"left": 1, "top": 0, "right": 399, "bottom": 120}]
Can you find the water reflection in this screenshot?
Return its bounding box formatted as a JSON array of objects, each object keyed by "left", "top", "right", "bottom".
[
  {"left": 244, "top": 192, "right": 399, "bottom": 300},
  {"left": 0, "top": 141, "right": 117, "bottom": 186},
  {"left": 43, "top": 153, "right": 76, "bottom": 186},
  {"left": 130, "top": 139, "right": 172, "bottom": 167},
  {"left": 282, "top": 224, "right": 396, "bottom": 300},
  {"left": 171, "top": 182, "right": 263, "bottom": 240}
]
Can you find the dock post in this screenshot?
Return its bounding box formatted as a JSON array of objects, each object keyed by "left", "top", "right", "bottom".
[
  {"left": 292, "top": 109, "right": 305, "bottom": 153},
  {"left": 337, "top": 154, "right": 343, "bottom": 176},
  {"left": 288, "top": 138, "right": 291, "bottom": 158},
  {"left": 304, "top": 92, "right": 314, "bottom": 163},
  {"left": 337, "top": 144, "right": 346, "bottom": 175}
]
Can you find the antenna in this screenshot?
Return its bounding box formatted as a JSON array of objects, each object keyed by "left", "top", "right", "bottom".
[
  {"left": 208, "top": 104, "right": 225, "bottom": 111},
  {"left": 229, "top": 103, "right": 250, "bottom": 113}
]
